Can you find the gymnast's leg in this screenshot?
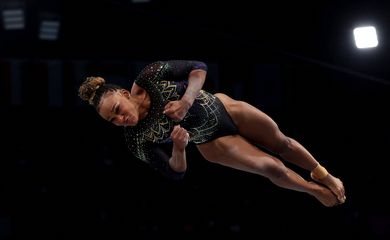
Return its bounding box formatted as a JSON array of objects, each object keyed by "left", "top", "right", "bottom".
[
  {"left": 214, "top": 93, "right": 345, "bottom": 203},
  {"left": 197, "top": 135, "right": 340, "bottom": 207}
]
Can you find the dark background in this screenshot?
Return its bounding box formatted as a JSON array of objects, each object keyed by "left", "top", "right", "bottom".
[{"left": 1, "top": 0, "right": 389, "bottom": 239}]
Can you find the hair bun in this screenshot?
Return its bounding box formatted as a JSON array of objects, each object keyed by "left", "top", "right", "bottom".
[{"left": 78, "top": 76, "right": 105, "bottom": 104}]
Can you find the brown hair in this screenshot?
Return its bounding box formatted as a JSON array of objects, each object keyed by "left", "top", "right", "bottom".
[{"left": 78, "top": 76, "right": 123, "bottom": 108}]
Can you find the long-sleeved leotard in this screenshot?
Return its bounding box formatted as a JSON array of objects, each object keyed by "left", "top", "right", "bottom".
[{"left": 124, "top": 60, "right": 238, "bottom": 180}]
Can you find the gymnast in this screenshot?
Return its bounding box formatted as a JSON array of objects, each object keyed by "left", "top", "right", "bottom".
[{"left": 78, "top": 60, "right": 346, "bottom": 207}]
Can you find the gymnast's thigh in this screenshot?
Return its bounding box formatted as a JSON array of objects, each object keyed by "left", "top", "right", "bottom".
[{"left": 196, "top": 135, "right": 284, "bottom": 176}]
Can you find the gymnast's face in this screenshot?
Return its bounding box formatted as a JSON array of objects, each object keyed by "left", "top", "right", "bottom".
[{"left": 98, "top": 90, "right": 139, "bottom": 127}]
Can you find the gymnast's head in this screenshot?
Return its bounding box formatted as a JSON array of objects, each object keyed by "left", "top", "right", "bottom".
[{"left": 78, "top": 76, "right": 140, "bottom": 127}]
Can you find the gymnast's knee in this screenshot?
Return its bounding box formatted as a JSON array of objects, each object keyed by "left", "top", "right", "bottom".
[
  {"left": 262, "top": 161, "right": 288, "bottom": 180},
  {"left": 274, "top": 136, "right": 294, "bottom": 155}
]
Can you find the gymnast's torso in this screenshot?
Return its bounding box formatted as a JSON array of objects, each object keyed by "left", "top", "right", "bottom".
[{"left": 124, "top": 60, "right": 237, "bottom": 168}]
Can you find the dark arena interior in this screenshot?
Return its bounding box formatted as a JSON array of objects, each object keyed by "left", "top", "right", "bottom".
[{"left": 1, "top": 0, "right": 389, "bottom": 239}]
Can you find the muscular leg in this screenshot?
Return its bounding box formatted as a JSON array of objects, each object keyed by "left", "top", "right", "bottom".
[
  {"left": 214, "top": 93, "right": 345, "bottom": 203},
  {"left": 197, "top": 135, "right": 339, "bottom": 207}
]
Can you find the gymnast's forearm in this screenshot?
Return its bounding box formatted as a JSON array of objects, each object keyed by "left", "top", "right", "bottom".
[
  {"left": 181, "top": 69, "right": 206, "bottom": 107},
  {"left": 169, "top": 145, "right": 187, "bottom": 173}
]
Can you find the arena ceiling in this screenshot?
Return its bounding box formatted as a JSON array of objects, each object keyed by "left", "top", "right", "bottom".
[{"left": 1, "top": 0, "right": 389, "bottom": 81}]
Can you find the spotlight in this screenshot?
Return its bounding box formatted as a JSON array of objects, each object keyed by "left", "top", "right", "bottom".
[{"left": 353, "top": 26, "right": 378, "bottom": 49}]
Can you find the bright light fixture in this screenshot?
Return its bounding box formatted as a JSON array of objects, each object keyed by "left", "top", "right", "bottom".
[{"left": 353, "top": 26, "right": 378, "bottom": 49}]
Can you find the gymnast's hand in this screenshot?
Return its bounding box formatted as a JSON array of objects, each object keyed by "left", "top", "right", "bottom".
[
  {"left": 163, "top": 99, "right": 191, "bottom": 121},
  {"left": 170, "top": 125, "right": 190, "bottom": 151}
]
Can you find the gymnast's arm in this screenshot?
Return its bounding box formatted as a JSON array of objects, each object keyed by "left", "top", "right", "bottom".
[
  {"left": 168, "top": 125, "right": 189, "bottom": 173},
  {"left": 149, "top": 144, "right": 186, "bottom": 180},
  {"left": 163, "top": 60, "right": 208, "bottom": 120},
  {"left": 149, "top": 124, "right": 190, "bottom": 180},
  {"left": 166, "top": 60, "right": 207, "bottom": 106}
]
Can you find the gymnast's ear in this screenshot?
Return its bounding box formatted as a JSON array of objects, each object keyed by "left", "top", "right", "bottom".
[{"left": 119, "top": 89, "right": 131, "bottom": 98}]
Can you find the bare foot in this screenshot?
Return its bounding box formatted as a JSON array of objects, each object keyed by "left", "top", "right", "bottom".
[
  {"left": 311, "top": 173, "right": 346, "bottom": 204},
  {"left": 308, "top": 181, "right": 339, "bottom": 207}
]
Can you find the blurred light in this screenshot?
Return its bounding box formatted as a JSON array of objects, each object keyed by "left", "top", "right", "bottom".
[
  {"left": 39, "top": 20, "right": 60, "bottom": 40},
  {"left": 2, "top": 8, "right": 25, "bottom": 30},
  {"left": 353, "top": 26, "right": 378, "bottom": 49},
  {"left": 131, "top": 0, "right": 151, "bottom": 3}
]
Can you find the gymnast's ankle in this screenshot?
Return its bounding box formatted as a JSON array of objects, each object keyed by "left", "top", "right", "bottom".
[{"left": 310, "top": 164, "right": 328, "bottom": 180}]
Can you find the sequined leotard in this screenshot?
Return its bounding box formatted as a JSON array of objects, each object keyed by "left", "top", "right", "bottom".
[{"left": 124, "top": 60, "right": 238, "bottom": 179}]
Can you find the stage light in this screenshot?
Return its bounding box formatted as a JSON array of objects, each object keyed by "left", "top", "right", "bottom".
[
  {"left": 2, "top": 8, "right": 25, "bottom": 30},
  {"left": 1, "top": 0, "right": 25, "bottom": 30},
  {"left": 353, "top": 26, "right": 378, "bottom": 49},
  {"left": 131, "top": 0, "right": 151, "bottom": 3},
  {"left": 39, "top": 19, "right": 60, "bottom": 40}
]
